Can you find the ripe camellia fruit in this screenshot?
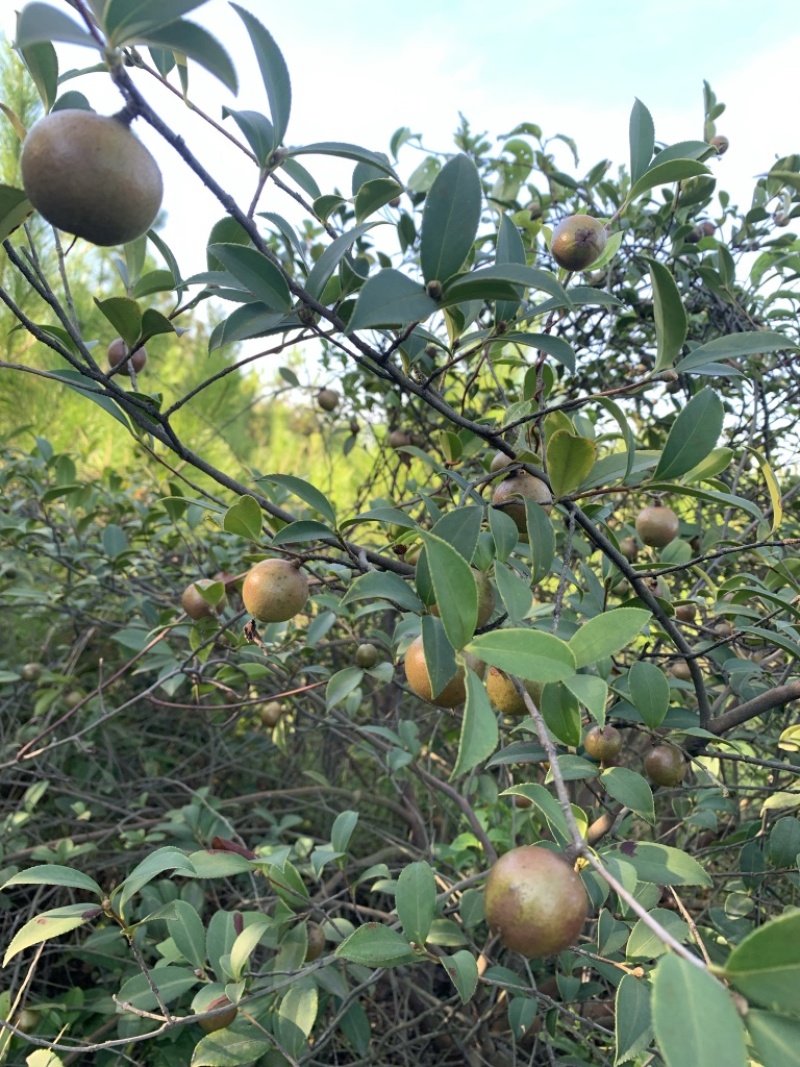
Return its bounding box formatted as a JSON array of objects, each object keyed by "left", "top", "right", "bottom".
[
  {"left": 484, "top": 845, "right": 589, "bottom": 957},
  {"left": 583, "top": 724, "right": 623, "bottom": 762},
  {"left": 431, "top": 568, "right": 495, "bottom": 628},
  {"left": 108, "top": 337, "right": 147, "bottom": 375},
  {"left": 635, "top": 505, "right": 680, "bottom": 549},
  {"left": 675, "top": 603, "right": 697, "bottom": 622},
  {"left": 550, "top": 214, "right": 607, "bottom": 272},
  {"left": 492, "top": 471, "right": 553, "bottom": 534},
  {"left": 182, "top": 578, "right": 225, "bottom": 620},
  {"left": 485, "top": 667, "right": 543, "bottom": 715},
  {"left": 619, "top": 536, "right": 639, "bottom": 562},
  {"left": 355, "top": 642, "right": 380, "bottom": 668},
  {"left": 242, "top": 559, "right": 308, "bottom": 623},
  {"left": 317, "top": 388, "right": 339, "bottom": 412},
  {"left": 388, "top": 429, "right": 412, "bottom": 449},
  {"left": 644, "top": 743, "right": 687, "bottom": 787},
  {"left": 669, "top": 659, "right": 693, "bottom": 681},
  {"left": 198, "top": 995, "right": 237, "bottom": 1033},
  {"left": 404, "top": 636, "right": 483, "bottom": 708},
  {"left": 21, "top": 110, "right": 163, "bottom": 246},
  {"left": 258, "top": 701, "right": 284, "bottom": 728}
]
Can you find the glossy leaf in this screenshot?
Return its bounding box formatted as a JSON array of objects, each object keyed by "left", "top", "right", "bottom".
[
  {"left": 501, "top": 331, "right": 577, "bottom": 373},
  {"left": 601, "top": 767, "right": 655, "bottom": 824},
  {"left": 116, "top": 847, "right": 196, "bottom": 916},
  {"left": 652, "top": 954, "right": 747, "bottom": 1067},
  {"left": 420, "top": 154, "right": 481, "bottom": 284},
  {"left": 191, "top": 1034, "right": 273, "bottom": 1067},
  {"left": 261, "top": 474, "right": 336, "bottom": 525},
  {"left": 15, "top": 2, "right": 100, "bottom": 49},
  {"left": 1, "top": 864, "right": 102, "bottom": 896},
  {"left": 569, "top": 608, "right": 651, "bottom": 669},
  {"left": 208, "top": 304, "right": 286, "bottom": 351},
  {"left": 355, "top": 178, "right": 404, "bottom": 222},
  {"left": 232, "top": 5, "right": 291, "bottom": 146},
  {"left": 502, "top": 782, "right": 570, "bottom": 841},
  {"left": 443, "top": 950, "right": 479, "bottom": 1004},
  {"left": 222, "top": 108, "right": 275, "bottom": 166},
  {"left": 563, "top": 673, "right": 608, "bottom": 725},
  {"left": 602, "top": 842, "right": 712, "bottom": 887},
  {"left": 495, "top": 212, "right": 527, "bottom": 323},
  {"left": 628, "top": 660, "right": 669, "bottom": 728},
  {"left": 3, "top": 903, "right": 99, "bottom": 965},
  {"left": 288, "top": 142, "right": 400, "bottom": 181},
  {"left": 223, "top": 494, "right": 263, "bottom": 541},
  {"left": 494, "top": 560, "right": 532, "bottom": 621},
  {"left": 748, "top": 447, "right": 783, "bottom": 531},
  {"left": 646, "top": 258, "right": 687, "bottom": 372},
  {"left": 629, "top": 98, "right": 655, "bottom": 185},
  {"left": 525, "top": 500, "right": 555, "bottom": 583},
  {"left": 627, "top": 908, "right": 688, "bottom": 960},
  {"left": 348, "top": 268, "right": 438, "bottom": 331},
  {"left": 95, "top": 296, "right": 142, "bottom": 346},
  {"left": 135, "top": 20, "right": 238, "bottom": 93},
  {"left": 50, "top": 370, "right": 132, "bottom": 433},
  {"left": 466, "top": 629, "right": 576, "bottom": 682},
  {"left": 629, "top": 158, "right": 709, "bottom": 201},
  {"left": 615, "top": 973, "right": 653, "bottom": 1065},
  {"left": 271, "top": 520, "right": 333, "bottom": 545},
  {"left": 452, "top": 668, "right": 498, "bottom": 778},
  {"left": 542, "top": 683, "right": 582, "bottom": 747},
  {"left": 105, "top": 0, "right": 210, "bottom": 42},
  {"left": 335, "top": 923, "right": 417, "bottom": 967},
  {"left": 276, "top": 983, "right": 318, "bottom": 1058},
  {"left": 419, "top": 532, "right": 477, "bottom": 649},
  {"left": 443, "top": 264, "right": 566, "bottom": 306},
  {"left": 396, "top": 861, "right": 436, "bottom": 946},
  {"left": 305, "top": 222, "right": 376, "bottom": 302},
  {"left": 19, "top": 39, "right": 58, "bottom": 111},
  {"left": 421, "top": 614, "right": 459, "bottom": 701},
  {"left": 747, "top": 1009, "right": 800, "bottom": 1067},
  {"left": 206, "top": 244, "right": 290, "bottom": 311},
  {"left": 341, "top": 571, "right": 422, "bottom": 612},
  {"left": 676, "top": 330, "right": 794, "bottom": 373},
  {"left": 723, "top": 911, "right": 800, "bottom": 1013},
  {"left": 117, "top": 965, "right": 199, "bottom": 1010},
  {"left": 654, "top": 387, "right": 723, "bottom": 481},
  {"left": 547, "top": 429, "right": 597, "bottom": 498}
]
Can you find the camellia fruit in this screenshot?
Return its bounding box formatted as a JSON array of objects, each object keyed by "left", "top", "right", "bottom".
[
  {"left": 198, "top": 995, "right": 237, "bottom": 1033},
  {"left": 108, "top": 337, "right": 147, "bottom": 375},
  {"left": 484, "top": 845, "right": 589, "bottom": 957},
  {"left": 355, "top": 642, "right": 380, "bottom": 668},
  {"left": 404, "top": 636, "right": 483, "bottom": 708},
  {"left": 550, "top": 214, "right": 607, "bottom": 272},
  {"left": 388, "top": 429, "right": 412, "bottom": 449},
  {"left": 258, "top": 701, "right": 284, "bottom": 728},
  {"left": 21, "top": 110, "right": 163, "bottom": 246},
  {"left": 583, "top": 724, "right": 623, "bottom": 762},
  {"left": 431, "top": 568, "right": 495, "bottom": 628},
  {"left": 181, "top": 578, "right": 225, "bottom": 620},
  {"left": 675, "top": 603, "right": 697, "bottom": 622},
  {"left": 710, "top": 135, "right": 729, "bottom": 155},
  {"left": 644, "top": 743, "right": 687, "bottom": 787},
  {"left": 492, "top": 471, "right": 553, "bottom": 534},
  {"left": 305, "top": 921, "right": 326, "bottom": 961},
  {"left": 317, "top": 388, "right": 339, "bottom": 412},
  {"left": 669, "top": 660, "right": 693, "bottom": 682},
  {"left": 242, "top": 559, "right": 308, "bottom": 623},
  {"left": 485, "top": 667, "right": 543, "bottom": 715},
  {"left": 635, "top": 505, "right": 680, "bottom": 549}
]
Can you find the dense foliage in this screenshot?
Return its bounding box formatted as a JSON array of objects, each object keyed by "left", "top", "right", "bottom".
[{"left": 1, "top": 3, "right": 800, "bottom": 1066}]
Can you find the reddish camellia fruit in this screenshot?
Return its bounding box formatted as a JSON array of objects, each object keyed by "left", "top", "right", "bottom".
[
  {"left": 644, "top": 743, "right": 687, "bottom": 787},
  {"left": 550, "top": 214, "right": 607, "bottom": 272},
  {"left": 635, "top": 505, "right": 680, "bottom": 549},
  {"left": 198, "top": 995, "right": 237, "bottom": 1033},
  {"left": 710, "top": 135, "right": 729, "bottom": 155},
  {"left": 675, "top": 603, "right": 697, "bottom": 622},
  {"left": 484, "top": 845, "right": 589, "bottom": 957},
  {"left": 108, "top": 337, "right": 147, "bottom": 375},
  {"left": 242, "top": 559, "right": 308, "bottom": 623}
]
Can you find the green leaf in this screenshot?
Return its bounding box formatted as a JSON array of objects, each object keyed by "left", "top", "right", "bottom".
[
  {"left": 227, "top": 921, "right": 271, "bottom": 981},
  {"left": 629, "top": 98, "right": 655, "bottom": 185},
  {"left": 326, "top": 666, "right": 362, "bottom": 710},
  {"left": 525, "top": 500, "right": 555, "bottom": 583},
  {"left": 676, "top": 330, "right": 794, "bottom": 373},
  {"left": 0, "top": 183, "right": 32, "bottom": 241},
  {"left": 542, "top": 684, "right": 582, "bottom": 747},
  {"left": 466, "top": 629, "right": 576, "bottom": 683},
  {"left": 102, "top": 523, "right": 127, "bottom": 559},
  {"left": 135, "top": 20, "right": 238, "bottom": 94},
  {"left": 132, "top": 269, "right": 175, "bottom": 298},
  {"left": 396, "top": 861, "right": 437, "bottom": 946},
  {"left": 769, "top": 817, "right": 800, "bottom": 867},
  {"left": 105, "top": 0, "right": 211, "bottom": 42},
  {"left": 442, "top": 950, "right": 479, "bottom": 1004},
  {"left": 50, "top": 370, "right": 132, "bottom": 433},
  {"left": 723, "top": 911, "right": 800, "bottom": 1013},
  {"left": 600, "top": 767, "right": 655, "bottom": 823},
  {"left": 546, "top": 429, "right": 597, "bottom": 498},
  {"left": 629, "top": 158, "right": 709, "bottom": 201},
  {"left": 615, "top": 973, "right": 653, "bottom": 1065},
  {"left": 261, "top": 474, "right": 336, "bottom": 525},
  {"left": 602, "top": 842, "right": 712, "bottom": 887},
  {"left": 335, "top": 923, "right": 417, "bottom": 967},
  {"left": 652, "top": 955, "right": 747, "bottom": 1067},
  {"left": 206, "top": 244, "right": 290, "bottom": 311},
  {"left": 443, "top": 263, "right": 567, "bottom": 307},
  {"left": 452, "top": 668, "right": 499, "bottom": 778},
  {"left": 116, "top": 847, "right": 196, "bottom": 917},
  {"left": 421, "top": 614, "right": 459, "bottom": 701},
  {"left": 223, "top": 494, "right": 263, "bottom": 541},
  {"left": 117, "top": 965, "right": 199, "bottom": 1011},
  {"left": 748, "top": 447, "right": 783, "bottom": 532},
  {"left": 168, "top": 899, "right": 207, "bottom": 970},
  {"left": 3, "top": 903, "right": 98, "bottom": 965},
  {"left": 222, "top": 107, "right": 275, "bottom": 166},
  {"left": 628, "top": 660, "right": 670, "bottom": 728},
  {"left": 305, "top": 222, "right": 376, "bottom": 302},
  {"left": 191, "top": 1034, "right": 273, "bottom": 1067},
  {"left": 646, "top": 258, "right": 687, "bottom": 372},
  {"left": 563, "top": 673, "right": 608, "bottom": 725},
  {"left": 355, "top": 177, "right": 404, "bottom": 222},
  {"left": 15, "top": 2, "right": 100, "bottom": 49},
  {"left": 208, "top": 303, "right": 285, "bottom": 351},
  {"left": 654, "top": 387, "right": 723, "bottom": 481},
  {"left": 419, "top": 532, "right": 477, "bottom": 650},
  {"left": 276, "top": 983, "right": 318, "bottom": 1058},
  {"left": 288, "top": 142, "right": 400, "bottom": 182},
  {"left": 19, "top": 39, "right": 58, "bottom": 111},
  {"left": 501, "top": 331, "right": 576, "bottom": 373},
  {"left": 1, "top": 864, "right": 102, "bottom": 896},
  {"left": 420, "top": 154, "right": 481, "bottom": 284},
  {"left": 747, "top": 1010, "right": 800, "bottom": 1067},
  {"left": 683, "top": 445, "right": 734, "bottom": 484},
  {"left": 231, "top": 5, "right": 291, "bottom": 146},
  {"left": 340, "top": 571, "right": 423, "bottom": 612},
  {"left": 495, "top": 211, "right": 527, "bottom": 324},
  {"left": 501, "top": 783, "right": 570, "bottom": 842},
  {"left": 95, "top": 296, "right": 142, "bottom": 346},
  {"left": 569, "top": 608, "right": 651, "bottom": 669},
  {"left": 494, "top": 561, "right": 532, "bottom": 622},
  {"left": 627, "top": 908, "right": 689, "bottom": 960},
  {"left": 348, "top": 268, "right": 438, "bottom": 331},
  {"left": 271, "top": 520, "right": 333, "bottom": 546}
]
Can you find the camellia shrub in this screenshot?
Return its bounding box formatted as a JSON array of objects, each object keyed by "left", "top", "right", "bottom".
[{"left": 1, "top": 2, "right": 799, "bottom": 1066}]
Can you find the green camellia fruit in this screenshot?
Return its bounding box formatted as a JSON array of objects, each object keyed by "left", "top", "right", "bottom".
[
  {"left": 635, "top": 505, "right": 680, "bottom": 549},
  {"left": 242, "top": 559, "right": 308, "bottom": 623},
  {"left": 484, "top": 845, "right": 589, "bottom": 957},
  {"left": 355, "top": 642, "right": 380, "bottom": 669},
  {"left": 583, "top": 724, "right": 623, "bottom": 762},
  {"left": 258, "top": 701, "right": 284, "bottom": 728},
  {"left": 20, "top": 662, "right": 44, "bottom": 682},
  {"left": 21, "top": 110, "right": 163, "bottom": 246},
  {"left": 317, "top": 388, "right": 340, "bottom": 412},
  {"left": 644, "top": 743, "right": 687, "bottom": 787},
  {"left": 550, "top": 214, "right": 607, "bottom": 272}
]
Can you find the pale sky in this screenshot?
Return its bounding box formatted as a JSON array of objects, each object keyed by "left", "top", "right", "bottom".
[{"left": 2, "top": 1, "right": 798, "bottom": 271}]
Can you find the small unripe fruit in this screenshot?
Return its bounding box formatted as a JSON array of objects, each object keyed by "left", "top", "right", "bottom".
[
  {"left": 355, "top": 642, "right": 380, "bottom": 668},
  {"left": 583, "top": 724, "right": 623, "bottom": 762},
  {"left": 20, "top": 662, "right": 43, "bottom": 682},
  {"left": 675, "top": 603, "right": 697, "bottom": 623},
  {"left": 619, "top": 536, "right": 638, "bottom": 562},
  {"left": 258, "top": 701, "right": 284, "bottom": 727},
  {"left": 550, "top": 214, "right": 607, "bottom": 272},
  {"left": 182, "top": 578, "right": 225, "bottom": 620},
  {"left": 426, "top": 279, "right": 443, "bottom": 300},
  {"left": 198, "top": 995, "right": 237, "bottom": 1033},
  {"left": 492, "top": 471, "right": 553, "bottom": 534},
  {"left": 305, "top": 921, "right": 326, "bottom": 961},
  {"left": 484, "top": 845, "right": 588, "bottom": 957},
  {"left": 317, "top": 388, "right": 339, "bottom": 412},
  {"left": 710, "top": 135, "right": 729, "bottom": 155},
  {"left": 64, "top": 689, "right": 84, "bottom": 709},
  {"left": 644, "top": 743, "right": 687, "bottom": 787},
  {"left": 490, "top": 450, "right": 515, "bottom": 472},
  {"left": 242, "top": 560, "right": 308, "bottom": 623},
  {"left": 108, "top": 337, "right": 147, "bottom": 375},
  {"left": 388, "top": 429, "right": 412, "bottom": 449},
  {"left": 635, "top": 505, "right": 679, "bottom": 549}
]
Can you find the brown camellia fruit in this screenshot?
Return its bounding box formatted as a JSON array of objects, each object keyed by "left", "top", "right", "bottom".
[
  {"left": 669, "top": 659, "right": 693, "bottom": 681},
  {"left": 485, "top": 667, "right": 543, "bottom": 716},
  {"left": 619, "top": 536, "right": 639, "bottom": 562},
  {"left": 404, "top": 636, "right": 483, "bottom": 708},
  {"left": 108, "top": 337, "right": 147, "bottom": 375},
  {"left": 355, "top": 642, "right": 380, "bottom": 669},
  {"left": 258, "top": 701, "right": 284, "bottom": 728},
  {"left": 490, "top": 450, "right": 515, "bottom": 472},
  {"left": 21, "top": 110, "right": 163, "bottom": 246},
  {"left": 675, "top": 603, "right": 697, "bottom": 622},
  {"left": 550, "top": 214, "right": 607, "bottom": 272},
  {"left": 198, "top": 995, "right": 237, "bottom": 1033},
  {"left": 492, "top": 471, "right": 553, "bottom": 534},
  {"left": 635, "top": 505, "right": 680, "bottom": 549},
  {"left": 583, "top": 724, "right": 623, "bottom": 762},
  {"left": 710, "top": 135, "right": 729, "bottom": 155},
  {"left": 431, "top": 568, "right": 495, "bottom": 628},
  {"left": 305, "top": 921, "right": 326, "bottom": 961},
  {"left": 644, "top": 743, "right": 687, "bottom": 787},
  {"left": 242, "top": 559, "right": 308, "bottom": 623},
  {"left": 181, "top": 578, "right": 225, "bottom": 620},
  {"left": 317, "top": 388, "right": 340, "bottom": 412},
  {"left": 484, "top": 845, "right": 589, "bottom": 957}
]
